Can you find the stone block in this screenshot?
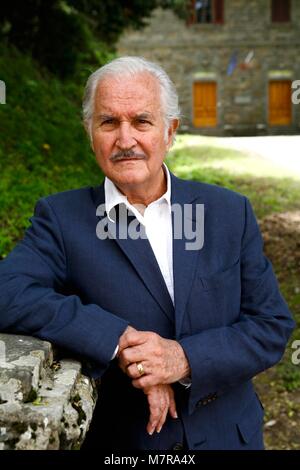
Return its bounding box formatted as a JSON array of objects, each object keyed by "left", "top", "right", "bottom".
[{"left": 0, "top": 334, "right": 97, "bottom": 450}]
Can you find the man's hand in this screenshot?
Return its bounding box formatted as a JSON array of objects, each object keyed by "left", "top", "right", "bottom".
[
  {"left": 143, "top": 384, "right": 178, "bottom": 435},
  {"left": 117, "top": 328, "right": 191, "bottom": 389}
]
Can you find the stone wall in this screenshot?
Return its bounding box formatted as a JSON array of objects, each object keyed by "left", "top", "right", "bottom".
[
  {"left": 118, "top": 1, "right": 300, "bottom": 135},
  {"left": 0, "top": 333, "right": 97, "bottom": 450}
]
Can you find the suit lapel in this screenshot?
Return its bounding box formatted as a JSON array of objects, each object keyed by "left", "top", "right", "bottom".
[
  {"left": 171, "top": 174, "right": 204, "bottom": 338},
  {"left": 113, "top": 221, "right": 174, "bottom": 324},
  {"left": 93, "top": 184, "right": 174, "bottom": 324}
]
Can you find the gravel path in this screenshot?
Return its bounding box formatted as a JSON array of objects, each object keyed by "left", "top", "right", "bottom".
[{"left": 214, "top": 136, "right": 300, "bottom": 176}]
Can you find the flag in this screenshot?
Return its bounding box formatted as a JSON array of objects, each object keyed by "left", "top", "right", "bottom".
[
  {"left": 227, "top": 52, "right": 238, "bottom": 76},
  {"left": 244, "top": 50, "right": 254, "bottom": 64},
  {"left": 239, "top": 50, "right": 255, "bottom": 70}
]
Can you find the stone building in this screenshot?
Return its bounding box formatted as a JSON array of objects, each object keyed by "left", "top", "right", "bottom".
[{"left": 118, "top": 0, "right": 300, "bottom": 136}]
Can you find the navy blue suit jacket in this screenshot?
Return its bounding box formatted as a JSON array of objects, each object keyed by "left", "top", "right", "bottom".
[{"left": 0, "top": 173, "right": 295, "bottom": 450}]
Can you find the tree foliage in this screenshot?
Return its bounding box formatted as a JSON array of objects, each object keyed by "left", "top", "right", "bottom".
[
  {"left": 159, "top": 0, "right": 190, "bottom": 20},
  {"left": 0, "top": 0, "right": 159, "bottom": 77}
]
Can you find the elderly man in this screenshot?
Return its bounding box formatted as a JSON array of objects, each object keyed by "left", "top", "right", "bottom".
[{"left": 0, "top": 57, "right": 295, "bottom": 450}]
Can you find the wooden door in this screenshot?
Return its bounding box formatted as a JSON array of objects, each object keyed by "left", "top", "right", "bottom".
[
  {"left": 193, "top": 82, "right": 217, "bottom": 127},
  {"left": 269, "top": 80, "right": 292, "bottom": 125}
]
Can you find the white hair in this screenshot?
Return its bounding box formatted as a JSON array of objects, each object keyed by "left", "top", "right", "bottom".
[{"left": 82, "top": 56, "right": 180, "bottom": 141}]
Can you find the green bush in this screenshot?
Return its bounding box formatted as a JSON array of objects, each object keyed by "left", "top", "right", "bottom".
[{"left": 0, "top": 44, "right": 103, "bottom": 257}]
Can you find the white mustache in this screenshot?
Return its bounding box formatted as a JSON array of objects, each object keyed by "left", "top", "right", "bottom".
[{"left": 110, "top": 150, "right": 146, "bottom": 161}]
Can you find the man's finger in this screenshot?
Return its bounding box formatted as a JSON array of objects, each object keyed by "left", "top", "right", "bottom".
[
  {"left": 132, "top": 375, "right": 159, "bottom": 389},
  {"left": 168, "top": 394, "right": 178, "bottom": 419},
  {"left": 156, "top": 402, "right": 168, "bottom": 433},
  {"left": 147, "top": 403, "right": 162, "bottom": 435},
  {"left": 118, "top": 330, "right": 148, "bottom": 352},
  {"left": 126, "top": 361, "right": 148, "bottom": 379},
  {"left": 118, "top": 345, "right": 146, "bottom": 367}
]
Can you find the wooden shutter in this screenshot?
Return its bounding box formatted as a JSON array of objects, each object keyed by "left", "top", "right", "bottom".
[
  {"left": 193, "top": 82, "right": 217, "bottom": 127},
  {"left": 269, "top": 80, "right": 292, "bottom": 125},
  {"left": 272, "top": 0, "right": 290, "bottom": 22},
  {"left": 214, "top": 0, "right": 224, "bottom": 24}
]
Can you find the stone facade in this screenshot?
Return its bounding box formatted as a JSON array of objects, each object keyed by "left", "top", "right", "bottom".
[
  {"left": 118, "top": 1, "right": 300, "bottom": 136},
  {"left": 0, "top": 333, "right": 97, "bottom": 450}
]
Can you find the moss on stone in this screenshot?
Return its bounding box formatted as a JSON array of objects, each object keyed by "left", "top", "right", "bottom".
[{"left": 71, "top": 441, "right": 81, "bottom": 450}]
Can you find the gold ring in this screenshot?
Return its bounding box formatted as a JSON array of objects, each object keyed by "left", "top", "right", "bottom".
[{"left": 136, "top": 362, "right": 145, "bottom": 376}]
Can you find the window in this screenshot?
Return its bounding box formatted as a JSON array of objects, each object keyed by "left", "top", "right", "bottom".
[
  {"left": 188, "top": 0, "right": 224, "bottom": 25},
  {"left": 271, "top": 0, "right": 290, "bottom": 23},
  {"left": 195, "top": 0, "right": 213, "bottom": 23}
]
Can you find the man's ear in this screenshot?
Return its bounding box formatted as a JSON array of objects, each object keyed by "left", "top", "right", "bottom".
[{"left": 167, "top": 119, "right": 180, "bottom": 148}]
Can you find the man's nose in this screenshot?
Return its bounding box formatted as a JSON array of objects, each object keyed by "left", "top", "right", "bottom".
[{"left": 116, "top": 121, "right": 136, "bottom": 149}]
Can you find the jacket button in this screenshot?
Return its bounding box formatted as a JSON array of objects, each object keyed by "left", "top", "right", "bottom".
[{"left": 173, "top": 443, "right": 184, "bottom": 451}]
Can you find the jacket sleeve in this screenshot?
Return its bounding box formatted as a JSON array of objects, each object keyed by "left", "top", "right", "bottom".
[
  {"left": 0, "top": 197, "right": 129, "bottom": 374},
  {"left": 179, "top": 197, "right": 295, "bottom": 415}
]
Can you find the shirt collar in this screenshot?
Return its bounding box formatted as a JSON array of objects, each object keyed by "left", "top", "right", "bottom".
[{"left": 104, "top": 163, "right": 171, "bottom": 222}]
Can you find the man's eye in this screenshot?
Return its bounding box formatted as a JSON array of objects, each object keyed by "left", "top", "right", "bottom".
[
  {"left": 101, "top": 119, "right": 115, "bottom": 125},
  {"left": 136, "top": 119, "right": 151, "bottom": 126}
]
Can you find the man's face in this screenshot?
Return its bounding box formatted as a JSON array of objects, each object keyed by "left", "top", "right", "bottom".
[{"left": 91, "top": 72, "right": 177, "bottom": 191}]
